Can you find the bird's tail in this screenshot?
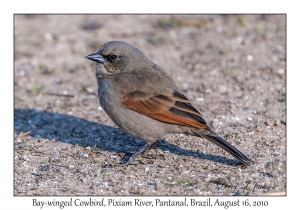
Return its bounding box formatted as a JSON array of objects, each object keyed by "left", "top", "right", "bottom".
[{"left": 192, "top": 130, "right": 252, "bottom": 165}]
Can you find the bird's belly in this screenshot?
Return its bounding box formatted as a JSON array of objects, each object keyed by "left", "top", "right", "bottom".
[{"left": 98, "top": 82, "right": 167, "bottom": 142}]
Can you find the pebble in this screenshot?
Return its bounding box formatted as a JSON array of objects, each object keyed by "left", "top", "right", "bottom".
[
  {"left": 247, "top": 55, "right": 253, "bottom": 61},
  {"left": 256, "top": 127, "right": 264, "bottom": 132},
  {"left": 23, "top": 155, "right": 29, "bottom": 161},
  {"left": 44, "top": 33, "right": 52, "bottom": 41},
  {"left": 266, "top": 119, "right": 280, "bottom": 126},
  {"left": 86, "top": 88, "right": 94, "bottom": 94},
  {"left": 231, "top": 116, "right": 239, "bottom": 122},
  {"left": 83, "top": 21, "right": 102, "bottom": 30},
  {"left": 277, "top": 69, "right": 284, "bottom": 74},
  {"left": 274, "top": 119, "right": 281, "bottom": 126},
  {"left": 196, "top": 97, "right": 203, "bottom": 101},
  {"left": 169, "top": 30, "right": 177, "bottom": 38},
  {"left": 19, "top": 69, "right": 25, "bottom": 76},
  {"left": 215, "top": 26, "right": 222, "bottom": 33},
  {"left": 237, "top": 37, "right": 243, "bottom": 43},
  {"left": 205, "top": 88, "right": 212, "bottom": 93},
  {"left": 80, "top": 153, "right": 88, "bottom": 158},
  {"left": 182, "top": 83, "right": 188, "bottom": 90}
]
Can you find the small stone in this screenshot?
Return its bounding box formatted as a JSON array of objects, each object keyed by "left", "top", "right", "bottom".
[
  {"left": 256, "top": 127, "right": 264, "bottom": 132},
  {"left": 266, "top": 119, "right": 281, "bottom": 127},
  {"left": 23, "top": 155, "right": 29, "bottom": 161},
  {"left": 237, "top": 37, "right": 243, "bottom": 43},
  {"left": 266, "top": 120, "right": 274, "bottom": 126},
  {"left": 211, "top": 177, "right": 232, "bottom": 186},
  {"left": 19, "top": 70, "right": 25, "bottom": 76},
  {"left": 44, "top": 33, "right": 52, "bottom": 41},
  {"left": 86, "top": 88, "right": 94, "bottom": 94},
  {"left": 204, "top": 177, "right": 212, "bottom": 182},
  {"left": 82, "top": 21, "right": 102, "bottom": 30},
  {"left": 205, "top": 88, "right": 212, "bottom": 93},
  {"left": 277, "top": 69, "right": 284, "bottom": 75},
  {"left": 261, "top": 68, "right": 271, "bottom": 73},
  {"left": 182, "top": 83, "right": 188, "bottom": 90},
  {"left": 247, "top": 55, "right": 253, "bottom": 61},
  {"left": 80, "top": 153, "right": 88, "bottom": 158},
  {"left": 274, "top": 119, "right": 281, "bottom": 126},
  {"left": 169, "top": 30, "right": 177, "bottom": 38},
  {"left": 196, "top": 97, "right": 203, "bottom": 101},
  {"left": 236, "top": 103, "right": 242, "bottom": 108}
]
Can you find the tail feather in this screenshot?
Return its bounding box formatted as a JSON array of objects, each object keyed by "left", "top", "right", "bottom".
[{"left": 193, "top": 130, "right": 252, "bottom": 165}]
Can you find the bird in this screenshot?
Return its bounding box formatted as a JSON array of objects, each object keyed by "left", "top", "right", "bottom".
[{"left": 85, "top": 41, "right": 252, "bottom": 166}]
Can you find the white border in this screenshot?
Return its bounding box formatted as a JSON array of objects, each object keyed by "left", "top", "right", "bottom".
[{"left": 4, "top": 0, "right": 297, "bottom": 209}]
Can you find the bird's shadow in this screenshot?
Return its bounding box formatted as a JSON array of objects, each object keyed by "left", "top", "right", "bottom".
[{"left": 14, "top": 108, "right": 240, "bottom": 166}]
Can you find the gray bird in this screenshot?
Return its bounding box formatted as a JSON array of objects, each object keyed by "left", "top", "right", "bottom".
[{"left": 85, "top": 41, "right": 252, "bottom": 166}]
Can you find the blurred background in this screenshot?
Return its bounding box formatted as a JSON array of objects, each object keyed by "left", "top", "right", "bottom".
[{"left": 14, "top": 15, "right": 286, "bottom": 122}]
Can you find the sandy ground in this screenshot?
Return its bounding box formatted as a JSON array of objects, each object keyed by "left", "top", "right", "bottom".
[{"left": 14, "top": 14, "right": 286, "bottom": 196}]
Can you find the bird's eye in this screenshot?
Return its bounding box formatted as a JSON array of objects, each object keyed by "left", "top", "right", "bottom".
[{"left": 110, "top": 54, "right": 117, "bottom": 60}]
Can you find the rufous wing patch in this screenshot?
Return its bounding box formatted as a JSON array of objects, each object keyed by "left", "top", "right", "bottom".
[{"left": 123, "top": 90, "right": 209, "bottom": 130}]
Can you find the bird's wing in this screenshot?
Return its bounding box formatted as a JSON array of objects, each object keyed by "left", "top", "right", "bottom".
[{"left": 123, "top": 89, "right": 209, "bottom": 131}]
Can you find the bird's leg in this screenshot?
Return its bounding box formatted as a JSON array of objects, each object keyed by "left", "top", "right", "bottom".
[
  {"left": 141, "top": 141, "right": 158, "bottom": 159},
  {"left": 119, "top": 142, "right": 151, "bottom": 165}
]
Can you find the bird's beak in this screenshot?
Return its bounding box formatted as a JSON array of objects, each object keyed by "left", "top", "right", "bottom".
[{"left": 85, "top": 52, "right": 104, "bottom": 64}]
